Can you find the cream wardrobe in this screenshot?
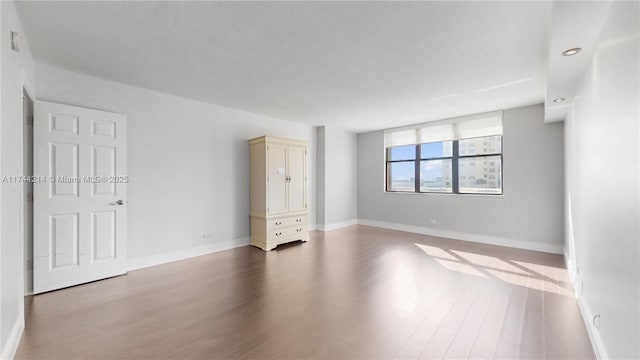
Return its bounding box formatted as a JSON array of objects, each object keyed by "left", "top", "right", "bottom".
[{"left": 249, "top": 136, "right": 308, "bottom": 251}]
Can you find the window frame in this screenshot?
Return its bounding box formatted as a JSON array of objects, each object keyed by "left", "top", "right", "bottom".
[
  {"left": 385, "top": 135, "right": 503, "bottom": 195},
  {"left": 457, "top": 135, "right": 503, "bottom": 195},
  {"left": 385, "top": 146, "right": 419, "bottom": 192},
  {"left": 418, "top": 141, "right": 454, "bottom": 193}
]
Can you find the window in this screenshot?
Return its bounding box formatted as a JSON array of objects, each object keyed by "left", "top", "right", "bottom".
[
  {"left": 384, "top": 111, "right": 503, "bottom": 195},
  {"left": 458, "top": 139, "right": 502, "bottom": 194},
  {"left": 386, "top": 145, "right": 416, "bottom": 192},
  {"left": 419, "top": 141, "right": 453, "bottom": 193}
]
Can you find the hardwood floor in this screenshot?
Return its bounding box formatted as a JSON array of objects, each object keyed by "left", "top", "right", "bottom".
[{"left": 16, "top": 225, "right": 594, "bottom": 359}]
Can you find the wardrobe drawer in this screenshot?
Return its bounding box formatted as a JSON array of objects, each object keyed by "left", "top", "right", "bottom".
[
  {"left": 269, "top": 225, "right": 307, "bottom": 242},
  {"left": 289, "top": 215, "right": 307, "bottom": 226},
  {"left": 268, "top": 215, "right": 307, "bottom": 229}
]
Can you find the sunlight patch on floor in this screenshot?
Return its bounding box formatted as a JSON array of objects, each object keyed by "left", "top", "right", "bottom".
[{"left": 415, "top": 243, "right": 573, "bottom": 296}]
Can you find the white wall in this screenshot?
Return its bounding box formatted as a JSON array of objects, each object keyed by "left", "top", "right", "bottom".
[
  {"left": 35, "top": 64, "right": 316, "bottom": 265},
  {"left": 0, "top": 0, "right": 3, "bottom": 354},
  {"left": 324, "top": 127, "right": 357, "bottom": 226},
  {"left": 315, "top": 127, "right": 326, "bottom": 226},
  {"left": 0, "top": 0, "right": 35, "bottom": 358},
  {"left": 357, "top": 104, "right": 565, "bottom": 253},
  {"left": 315, "top": 126, "right": 357, "bottom": 230},
  {"left": 564, "top": 1, "right": 639, "bottom": 358}
]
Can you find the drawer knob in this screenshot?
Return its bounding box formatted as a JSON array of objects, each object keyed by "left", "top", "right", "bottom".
[
  {"left": 275, "top": 221, "right": 282, "bottom": 226},
  {"left": 296, "top": 218, "right": 302, "bottom": 222},
  {"left": 296, "top": 228, "right": 302, "bottom": 232},
  {"left": 276, "top": 232, "right": 282, "bottom": 236}
]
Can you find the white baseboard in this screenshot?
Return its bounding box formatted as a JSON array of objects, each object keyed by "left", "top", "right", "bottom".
[
  {"left": 563, "top": 247, "right": 577, "bottom": 285},
  {"left": 576, "top": 293, "right": 609, "bottom": 359},
  {"left": 1, "top": 315, "right": 24, "bottom": 360},
  {"left": 127, "top": 237, "right": 250, "bottom": 271},
  {"left": 357, "top": 219, "right": 564, "bottom": 254},
  {"left": 563, "top": 248, "right": 608, "bottom": 360},
  {"left": 316, "top": 219, "right": 358, "bottom": 232}
]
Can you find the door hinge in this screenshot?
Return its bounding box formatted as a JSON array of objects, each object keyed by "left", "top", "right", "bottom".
[
  {"left": 267, "top": 176, "right": 269, "bottom": 182},
  {"left": 26, "top": 192, "right": 33, "bottom": 202},
  {"left": 26, "top": 116, "right": 34, "bottom": 126}
]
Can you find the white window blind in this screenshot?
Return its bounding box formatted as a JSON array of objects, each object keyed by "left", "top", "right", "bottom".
[
  {"left": 384, "top": 129, "right": 417, "bottom": 147},
  {"left": 419, "top": 124, "right": 455, "bottom": 143},
  {"left": 385, "top": 111, "right": 503, "bottom": 147},
  {"left": 453, "top": 112, "right": 503, "bottom": 139}
]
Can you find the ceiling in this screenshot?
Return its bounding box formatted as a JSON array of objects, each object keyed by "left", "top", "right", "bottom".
[
  {"left": 544, "top": 1, "right": 613, "bottom": 123},
  {"left": 16, "top": 1, "right": 553, "bottom": 132}
]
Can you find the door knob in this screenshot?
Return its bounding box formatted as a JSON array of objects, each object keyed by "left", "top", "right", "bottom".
[{"left": 111, "top": 200, "right": 125, "bottom": 206}]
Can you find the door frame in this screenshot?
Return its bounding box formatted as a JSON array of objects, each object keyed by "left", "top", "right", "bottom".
[
  {"left": 21, "top": 87, "right": 35, "bottom": 296},
  {"left": 21, "top": 73, "right": 36, "bottom": 297}
]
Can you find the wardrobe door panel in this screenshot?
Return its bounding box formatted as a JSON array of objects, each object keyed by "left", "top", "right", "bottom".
[
  {"left": 287, "top": 145, "right": 306, "bottom": 213},
  {"left": 267, "top": 143, "right": 288, "bottom": 215}
]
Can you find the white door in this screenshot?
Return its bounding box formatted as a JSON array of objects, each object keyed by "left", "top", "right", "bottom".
[
  {"left": 33, "top": 101, "right": 127, "bottom": 294},
  {"left": 287, "top": 146, "right": 306, "bottom": 213},
  {"left": 267, "top": 143, "right": 288, "bottom": 215}
]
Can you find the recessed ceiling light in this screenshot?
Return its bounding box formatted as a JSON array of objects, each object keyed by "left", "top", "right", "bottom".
[
  {"left": 562, "top": 48, "right": 582, "bottom": 56},
  {"left": 553, "top": 98, "right": 566, "bottom": 103}
]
